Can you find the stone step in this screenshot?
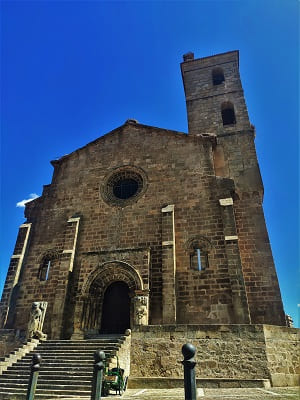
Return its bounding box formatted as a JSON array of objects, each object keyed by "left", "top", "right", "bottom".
[
  {"left": 7, "top": 358, "right": 112, "bottom": 368},
  {"left": 41, "top": 383, "right": 91, "bottom": 390},
  {"left": 42, "top": 339, "right": 124, "bottom": 345},
  {"left": 1, "top": 376, "right": 90, "bottom": 384},
  {"left": 24, "top": 352, "right": 104, "bottom": 356},
  {"left": 0, "top": 381, "right": 92, "bottom": 391},
  {"left": 11, "top": 364, "right": 91, "bottom": 371},
  {"left": 21, "top": 356, "right": 115, "bottom": 363},
  {"left": 0, "top": 388, "right": 26, "bottom": 395},
  {"left": 0, "top": 382, "right": 29, "bottom": 388},
  {"left": 38, "top": 340, "right": 121, "bottom": 344},
  {"left": 35, "top": 394, "right": 90, "bottom": 399},
  {"left": 39, "top": 388, "right": 92, "bottom": 396},
  {"left": 0, "top": 392, "right": 82, "bottom": 400},
  {"left": 0, "top": 375, "right": 30, "bottom": 381},
  {"left": 6, "top": 365, "right": 93, "bottom": 372},
  {"left": 3, "top": 369, "right": 94, "bottom": 377},
  {"left": 34, "top": 345, "right": 120, "bottom": 350},
  {"left": 26, "top": 350, "right": 116, "bottom": 356},
  {"left": 23, "top": 352, "right": 114, "bottom": 358},
  {"left": 32, "top": 344, "right": 119, "bottom": 349},
  {"left": 35, "top": 345, "right": 119, "bottom": 351},
  {"left": 0, "top": 377, "right": 92, "bottom": 385},
  {"left": 34, "top": 396, "right": 84, "bottom": 399},
  {"left": 0, "top": 380, "right": 29, "bottom": 386},
  {"left": 38, "top": 340, "right": 120, "bottom": 344},
  {"left": 19, "top": 359, "right": 96, "bottom": 365},
  {"left": 0, "top": 388, "right": 92, "bottom": 396},
  {"left": 0, "top": 375, "right": 92, "bottom": 383},
  {"left": 31, "top": 351, "right": 116, "bottom": 356},
  {"left": 47, "top": 335, "right": 124, "bottom": 339}
]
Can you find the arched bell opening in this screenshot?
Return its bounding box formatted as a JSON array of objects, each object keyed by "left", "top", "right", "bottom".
[{"left": 221, "top": 101, "right": 236, "bottom": 126}]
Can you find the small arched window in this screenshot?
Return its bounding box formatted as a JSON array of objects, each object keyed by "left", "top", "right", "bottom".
[
  {"left": 190, "top": 248, "right": 209, "bottom": 271},
  {"left": 38, "top": 250, "right": 59, "bottom": 281},
  {"left": 212, "top": 68, "right": 225, "bottom": 85},
  {"left": 221, "top": 102, "right": 236, "bottom": 125},
  {"left": 39, "top": 258, "right": 51, "bottom": 281},
  {"left": 187, "top": 237, "right": 212, "bottom": 272}
]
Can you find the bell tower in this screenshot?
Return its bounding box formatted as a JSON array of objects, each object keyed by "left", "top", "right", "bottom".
[
  {"left": 181, "top": 50, "right": 286, "bottom": 325},
  {"left": 181, "top": 50, "right": 251, "bottom": 135}
]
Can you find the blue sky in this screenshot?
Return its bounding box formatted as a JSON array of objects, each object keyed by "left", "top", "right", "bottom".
[{"left": 1, "top": 0, "right": 299, "bottom": 326}]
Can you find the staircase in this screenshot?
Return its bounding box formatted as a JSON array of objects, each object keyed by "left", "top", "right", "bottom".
[{"left": 0, "top": 335, "right": 126, "bottom": 399}]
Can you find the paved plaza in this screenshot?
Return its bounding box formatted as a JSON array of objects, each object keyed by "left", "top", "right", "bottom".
[
  {"left": 119, "top": 387, "right": 299, "bottom": 399},
  {"left": 52, "top": 387, "right": 300, "bottom": 400}
]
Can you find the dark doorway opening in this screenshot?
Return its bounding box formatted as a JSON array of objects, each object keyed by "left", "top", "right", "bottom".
[{"left": 100, "top": 281, "right": 130, "bottom": 334}]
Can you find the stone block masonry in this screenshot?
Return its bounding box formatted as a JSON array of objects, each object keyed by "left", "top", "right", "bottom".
[
  {"left": 263, "top": 325, "right": 300, "bottom": 387},
  {"left": 130, "top": 325, "right": 299, "bottom": 387}
]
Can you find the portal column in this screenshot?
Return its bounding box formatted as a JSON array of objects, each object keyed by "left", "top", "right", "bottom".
[
  {"left": 161, "top": 204, "right": 176, "bottom": 324},
  {"left": 133, "top": 290, "right": 149, "bottom": 326}
]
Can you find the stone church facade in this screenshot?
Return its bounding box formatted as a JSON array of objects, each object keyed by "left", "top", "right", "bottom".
[{"left": 0, "top": 50, "right": 287, "bottom": 341}]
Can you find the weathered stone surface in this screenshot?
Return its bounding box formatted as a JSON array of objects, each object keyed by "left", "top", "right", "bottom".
[
  {"left": 130, "top": 325, "right": 299, "bottom": 387},
  {"left": 263, "top": 325, "right": 300, "bottom": 386},
  {"left": 130, "top": 325, "right": 269, "bottom": 379}
]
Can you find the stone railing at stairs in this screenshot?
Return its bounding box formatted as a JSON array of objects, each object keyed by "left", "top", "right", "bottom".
[
  {"left": 107, "top": 329, "right": 131, "bottom": 377},
  {"left": 0, "top": 338, "right": 40, "bottom": 374}
]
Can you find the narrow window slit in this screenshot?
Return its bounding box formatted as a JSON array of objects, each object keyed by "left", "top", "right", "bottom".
[{"left": 197, "top": 248, "right": 202, "bottom": 271}]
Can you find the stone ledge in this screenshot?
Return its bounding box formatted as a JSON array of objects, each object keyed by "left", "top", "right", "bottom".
[
  {"left": 133, "top": 324, "right": 266, "bottom": 333},
  {"left": 128, "top": 377, "right": 271, "bottom": 389}
]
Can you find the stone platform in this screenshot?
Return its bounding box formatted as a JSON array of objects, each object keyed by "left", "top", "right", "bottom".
[
  {"left": 127, "top": 377, "right": 271, "bottom": 389},
  {"left": 130, "top": 324, "right": 300, "bottom": 387},
  {"left": 120, "top": 387, "right": 299, "bottom": 399},
  {"left": 4, "top": 387, "right": 297, "bottom": 400}
]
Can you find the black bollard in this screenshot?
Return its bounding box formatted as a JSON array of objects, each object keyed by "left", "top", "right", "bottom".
[
  {"left": 181, "top": 343, "right": 197, "bottom": 400},
  {"left": 26, "top": 353, "right": 42, "bottom": 400},
  {"left": 91, "top": 350, "right": 105, "bottom": 400}
]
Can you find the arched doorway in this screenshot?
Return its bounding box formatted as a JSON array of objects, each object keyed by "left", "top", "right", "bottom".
[
  {"left": 75, "top": 261, "right": 147, "bottom": 338},
  {"left": 100, "top": 281, "right": 130, "bottom": 334}
]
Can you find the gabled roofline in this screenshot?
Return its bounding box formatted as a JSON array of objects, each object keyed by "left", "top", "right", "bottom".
[
  {"left": 50, "top": 121, "right": 189, "bottom": 167},
  {"left": 50, "top": 120, "right": 217, "bottom": 167}
]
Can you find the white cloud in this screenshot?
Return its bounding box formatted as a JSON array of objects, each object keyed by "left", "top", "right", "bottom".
[{"left": 16, "top": 193, "right": 39, "bottom": 208}]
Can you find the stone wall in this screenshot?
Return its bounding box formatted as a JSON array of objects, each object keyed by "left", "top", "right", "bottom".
[
  {"left": 130, "top": 325, "right": 270, "bottom": 379},
  {"left": 130, "top": 325, "right": 300, "bottom": 386},
  {"left": 263, "top": 325, "right": 300, "bottom": 386}
]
